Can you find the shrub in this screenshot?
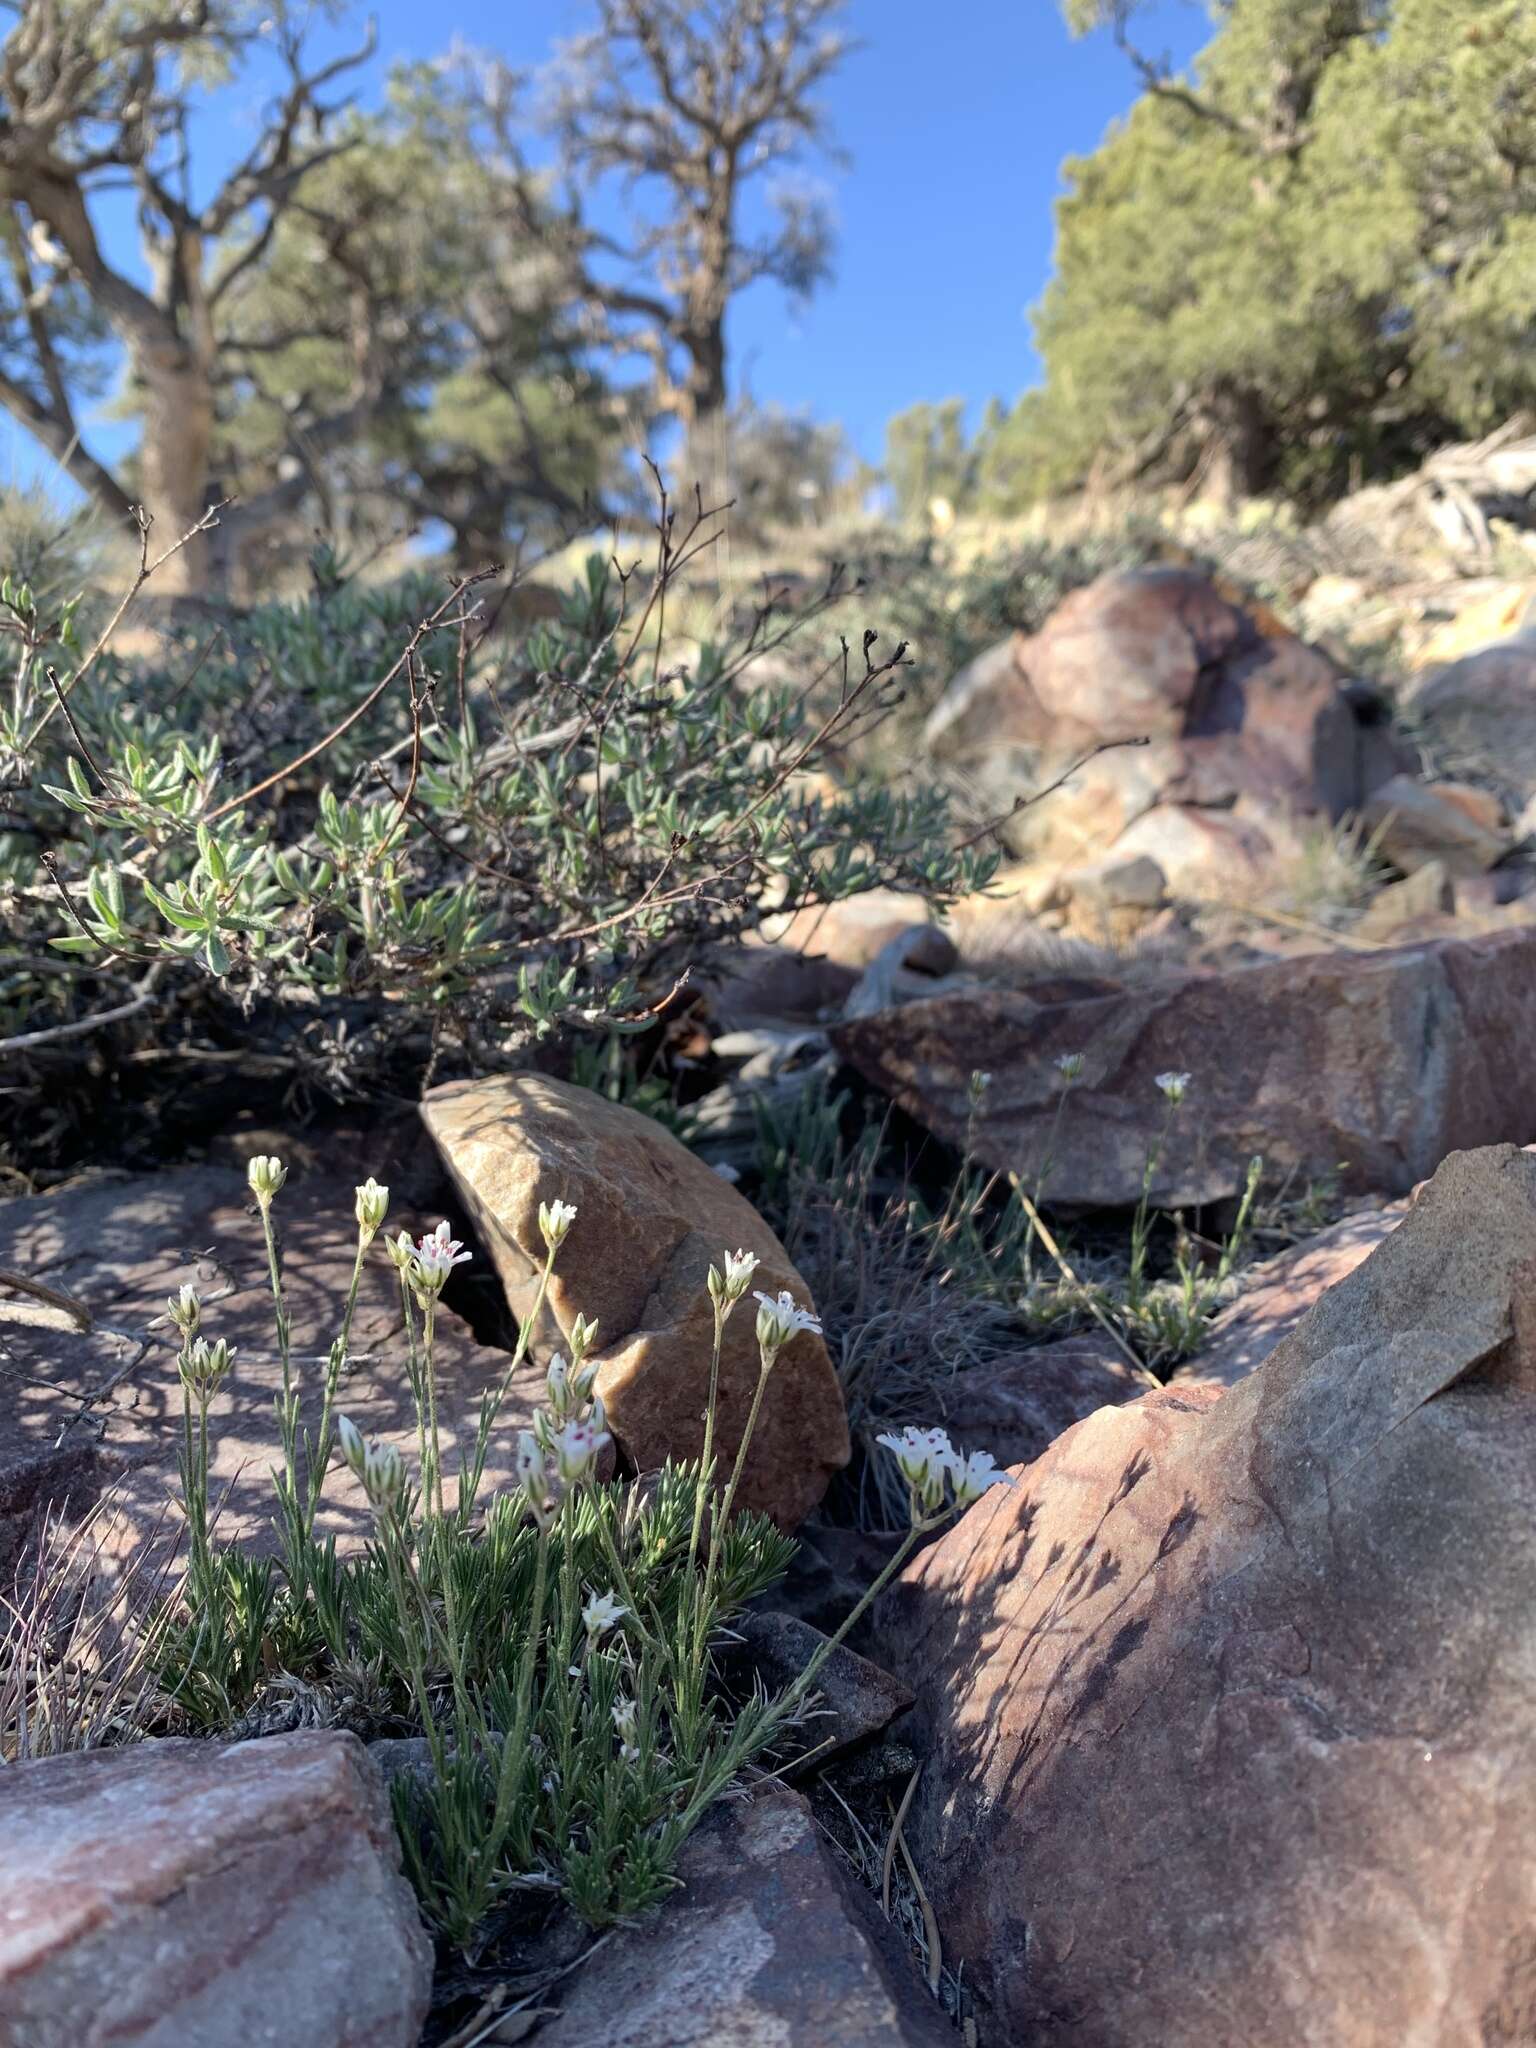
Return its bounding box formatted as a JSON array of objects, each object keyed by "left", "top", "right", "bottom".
[{"left": 0, "top": 498, "right": 994, "bottom": 1174}]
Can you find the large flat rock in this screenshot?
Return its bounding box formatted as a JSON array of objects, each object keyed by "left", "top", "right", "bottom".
[
  {"left": 834, "top": 928, "right": 1536, "bottom": 1206},
  {"left": 0, "top": 1166, "right": 539, "bottom": 1573},
  {"left": 0, "top": 1730, "right": 432, "bottom": 2046}
]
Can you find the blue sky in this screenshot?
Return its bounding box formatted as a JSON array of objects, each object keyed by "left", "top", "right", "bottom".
[{"left": 4, "top": 0, "right": 1209, "bottom": 490}]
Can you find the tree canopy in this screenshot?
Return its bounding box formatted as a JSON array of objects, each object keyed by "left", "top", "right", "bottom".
[{"left": 967, "top": 0, "right": 1536, "bottom": 513}]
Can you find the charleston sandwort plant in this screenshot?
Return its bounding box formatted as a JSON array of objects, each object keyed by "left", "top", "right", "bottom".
[{"left": 154, "top": 1155, "right": 1011, "bottom": 1955}]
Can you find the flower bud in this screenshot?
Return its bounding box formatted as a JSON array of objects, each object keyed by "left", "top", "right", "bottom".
[
  {"left": 246, "top": 1154, "right": 286, "bottom": 1206},
  {"left": 354, "top": 1177, "right": 390, "bottom": 1239},
  {"left": 179, "top": 1334, "right": 234, "bottom": 1398},
  {"left": 538, "top": 1198, "right": 578, "bottom": 1253},
  {"left": 166, "top": 1283, "right": 200, "bottom": 1337}
]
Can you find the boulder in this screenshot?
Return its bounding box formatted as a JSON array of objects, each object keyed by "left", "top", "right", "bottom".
[
  {"left": 1361, "top": 773, "right": 1508, "bottom": 877},
  {"left": 1177, "top": 1200, "right": 1405, "bottom": 1388},
  {"left": 0, "top": 1167, "right": 537, "bottom": 1574},
  {"left": 924, "top": 570, "right": 1398, "bottom": 830},
  {"left": 420, "top": 1075, "right": 848, "bottom": 1529},
  {"left": 531, "top": 1783, "right": 953, "bottom": 2048},
  {"left": 876, "top": 1144, "right": 1536, "bottom": 2048},
  {"left": 0, "top": 1730, "right": 432, "bottom": 2046},
  {"left": 833, "top": 927, "right": 1536, "bottom": 1207},
  {"left": 1407, "top": 641, "right": 1536, "bottom": 803}
]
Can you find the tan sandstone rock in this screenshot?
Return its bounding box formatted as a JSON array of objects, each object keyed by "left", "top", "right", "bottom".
[
  {"left": 876, "top": 1143, "right": 1536, "bottom": 2047},
  {"left": 0, "top": 1730, "right": 432, "bottom": 2047},
  {"left": 420, "top": 1075, "right": 848, "bottom": 1528}
]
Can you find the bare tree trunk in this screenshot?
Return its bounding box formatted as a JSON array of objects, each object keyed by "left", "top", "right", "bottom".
[
  {"left": 681, "top": 320, "right": 730, "bottom": 511},
  {"left": 132, "top": 336, "right": 216, "bottom": 594}
]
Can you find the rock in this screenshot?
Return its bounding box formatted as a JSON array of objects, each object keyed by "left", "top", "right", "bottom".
[
  {"left": 0, "top": 1730, "right": 432, "bottom": 2046},
  {"left": 530, "top": 1783, "right": 953, "bottom": 2048},
  {"left": 832, "top": 927, "right": 1536, "bottom": 1207},
  {"left": 0, "top": 1167, "right": 538, "bottom": 1573},
  {"left": 937, "top": 1338, "right": 1145, "bottom": 1467},
  {"left": 1407, "top": 641, "right": 1536, "bottom": 804},
  {"left": 1177, "top": 1200, "right": 1405, "bottom": 1388},
  {"left": 875, "top": 1144, "right": 1536, "bottom": 2048},
  {"left": 1060, "top": 851, "right": 1166, "bottom": 914},
  {"left": 924, "top": 570, "right": 1395, "bottom": 830},
  {"left": 725, "top": 1610, "right": 913, "bottom": 1769},
  {"left": 1361, "top": 772, "right": 1508, "bottom": 876},
  {"left": 421, "top": 1075, "right": 848, "bottom": 1529},
  {"left": 706, "top": 893, "right": 954, "bottom": 1032},
  {"left": 1103, "top": 802, "right": 1283, "bottom": 901}
]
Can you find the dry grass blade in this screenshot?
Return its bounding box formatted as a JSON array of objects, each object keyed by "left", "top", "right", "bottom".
[
  {"left": 1, "top": 1499, "right": 174, "bottom": 1763},
  {"left": 882, "top": 1761, "right": 922, "bottom": 1917}
]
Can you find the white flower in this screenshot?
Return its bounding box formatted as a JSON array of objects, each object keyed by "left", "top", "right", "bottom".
[
  {"left": 551, "top": 1415, "right": 610, "bottom": 1485},
  {"left": 968, "top": 1068, "right": 993, "bottom": 1100},
  {"left": 410, "top": 1220, "right": 472, "bottom": 1295},
  {"left": 708, "top": 1248, "right": 761, "bottom": 1310},
  {"left": 539, "top": 1198, "right": 578, "bottom": 1252},
  {"left": 1055, "top": 1051, "right": 1085, "bottom": 1083},
  {"left": 354, "top": 1178, "right": 390, "bottom": 1238},
  {"left": 949, "top": 1448, "right": 1017, "bottom": 1507},
  {"left": 612, "top": 1696, "right": 640, "bottom": 1760},
  {"left": 582, "top": 1590, "right": 627, "bottom": 1636},
  {"left": 876, "top": 1424, "right": 957, "bottom": 1516},
  {"left": 178, "top": 1334, "right": 234, "bottom": 1397},
  {"left": 166, "top": 1282, "right": 200, "bottom": 1336},
  {"left": 753, "top": 1288, "right": 823, "bottom": 1364},
  {"left": 336, "top": 1414, "right": 407, "bottom": 1510},
  {"left": 1155, "top": 1070, "right": 1191, "bottom": 1105},
  {"left": 246, "top": 1154, "right": 286, "bottom": 1204}
]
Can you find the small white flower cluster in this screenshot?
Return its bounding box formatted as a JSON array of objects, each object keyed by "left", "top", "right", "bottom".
[
  {"left": 336, "top": 1413, "right": 408, "bottom": 1512},
  {"left": 752, "top": 1288, "right": 823, "bottom": 1368},
  {"left": 707, "top": 1247, "right": 761, "bottom": 1312},
  {"left": 178, "top": 1333, "right": 235, "bottom": 1399},
  {"left": 582, "top": 1589, "right": 626, "bottom": 1637},
  {"left": 385, "top": 1220, "right": 473, "bottom": 1306},
  {"left": 1056, "top": 1050, "right": 1085, "bottom": 1084},
  {"left": 1155, "top": 1070, "right": 1192, "bottom": 1105},
  {"left": 876, "top": 1424, "right": 1015, "bottom": 1519}
]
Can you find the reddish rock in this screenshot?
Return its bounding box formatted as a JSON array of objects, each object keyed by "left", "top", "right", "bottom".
[
  {"left": 1361, "top": 773, "right": 1508, "bottom": 877},
  {"left": 876, "top": 1144, "right": 1536, "bottom": 2048},
  {"left": 1177, "top": 1201, "right": 1405, "bottom": 1388},
  {"left": 924, "top": 569, "right": 1400, "bottom": 823},
  {"left": 0, "top": 1167, "right": 540, "bottom": 1572},
  {"left": 421, "top": 1075, "right": 848, "bottom": 1530},
  {"left": 0, "top": 1730, "right": 432, "bottom": 2046},
  {"left": 833, "top": 927, "right": 1536, "bottom": 1207}
]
